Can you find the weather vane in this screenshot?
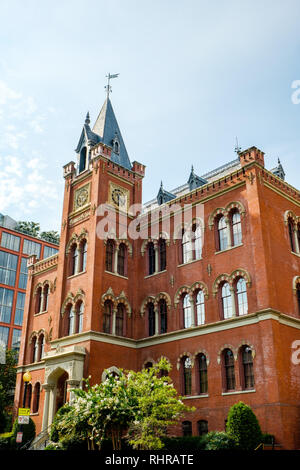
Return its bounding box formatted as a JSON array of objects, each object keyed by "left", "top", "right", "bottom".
[
  {"left": 105, "top": 73, "right": 120, "bottom": 98},
  {"left": 234, "top": 136, "right": 241, "bottom": 154}
]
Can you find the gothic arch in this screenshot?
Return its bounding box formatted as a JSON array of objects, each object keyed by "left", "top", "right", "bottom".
[
  {"left": 284, "top": 210, "right": 298, "bottom": 226},
  {"left": 101, "top": 366, "right": 121, "bottom": 382},
  {"left": 190, "top": 281, "right": 209, "bottom": 300},
  {"left": 101, "top": 287, "right": 115, "bottom": 307},
  {"left": 229, "top": 269, "right": 252, "bottom": 287},
  {"left": 116, "top": 239, "right": 133, "bottom": 257},
  {"left": 208, "top": 207, "right": 226, "bottom": 230},
  {"left": 293, "top": 276, "right": 300, "bottom": 292},
  {"left": 236, "top": 340, "right": 256, "bottom": 358},
  {"left": 141, "top": 238, "right": 158, "bottom": 256},
  {"left": 193, "top": 349, "right": 210, "bottom": 366},
  {"left": 61, "top": 293, "right": 75, "bottom": 316},
  {"left": 116, "top": 292, "right": 132, "bottom": 317},
  {"left": 174, "top": 285, "right": 191, "bottom": 306},
  {"left": 225, "top": 201, "right": 246, "bottom": 218},
  {"left": 176, "top": 352, "right": 194, "bottom": 370},
  {"left": 212, "top": 274, "right": 231, "bottom": 297},
  {"left": 154, "top": 292, "right": 172, "bottom": 310},
  {"left": 217, "top": 344, "right": 238, "bottom": 364},
  {"left": 140, "top": 295, "right": 156, "bottom": 317}
]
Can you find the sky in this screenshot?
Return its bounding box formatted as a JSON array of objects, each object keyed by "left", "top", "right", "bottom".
[{"left": 0, "top": 0, "right": 300, "bottom": 232}]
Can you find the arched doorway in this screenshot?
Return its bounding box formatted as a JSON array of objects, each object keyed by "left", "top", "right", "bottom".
[{"left": 55, "top": 370, "right": 69, "bottom": 413}]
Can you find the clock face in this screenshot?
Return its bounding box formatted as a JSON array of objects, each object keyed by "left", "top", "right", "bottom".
[
  {"left": 112, "top": 188, "right": 126, "bottom": 207},
  {"left": 75, "top": 188, "right": 89, "bottom": 208}
]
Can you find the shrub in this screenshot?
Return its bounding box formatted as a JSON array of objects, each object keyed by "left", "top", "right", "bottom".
[
  {"left": 162, "top": 436, "right": 206, "bottom": 451},
  {"left": 202, "top": 431, "right": 237, "bottom": 450},
  {"left": 226, "top": 402, "right": 262, "bottom": 450},
  {"left": 0, "top": 432, "right": 14, "bottom": 450},
  {"left": 11, "top": 417, "right": 36, "bottom": 449}
]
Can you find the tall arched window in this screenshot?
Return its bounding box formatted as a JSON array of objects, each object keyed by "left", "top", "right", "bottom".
[
  {"left": 232, "top": 210, "right": 242, "bottom": 245},
  {"left": 182, "top": 229, "right": 192, "bottom": 263},
  {"left": 197, "top": 353, "right": 208, "bottom": 394},
  {"left": 236, "top": 278, "right": 248, "bottom": 315},
  {"left": 196, "top": 290, "right": 205, "bottom": 325},
  {"left": 221, "top": 282, "right": 233, "bottom": 319},
  {"left": 148, "top": 242, "right": 155, "bottom": 275},
  {"left": 117, "top": 243, "right": 126, "bottom": 276},
  {"left": 223, "top": 349, "right": 235, "bottom": 391},
  {"left": 116, "top": 303, "right": 124, "bottom": 336},
  {"left": 297, "top": 223, "right": 300, "bottom": 252},
  {"left": 103, "top": 300, "right": 112, "bottom": 334},
  {"left": 159, "top": 239, "right": 166, "bottom": 271},
  {"left": 105, "top": 240, "right": 114, "bottom": 273},
  {"left": 182, "top": 356, "right": 192, "bottom": 396},
  {"left": 70, "top": 244, "right": 78, "bottom": 276},
  {"left": 26, "top": 383, "right": 32, "bottom": 410},
  {"left": 32, "top": 336, "right": 38, "bottom": 363},
  {"left": 36, "top": 286, "right": 42, "bottom": 314},
  {"left": 32, "top": 382, "right": 40, "bottom": 413},
  {"left": 297, "top": 283, "right": 300, "bottom": 316},
  {"left": 193, "top": 224, "right": 202, "bottom": 259},
  {"left": 68, "top": 306, "right": 75, "bottom": 336},
  {"left": 241, "top": 346, "right": 254, "bottom": 389},
  {"left": 81, "top": 240, "right": 87, "bottom": 272},
  {"left": 43, "top": 284, "right": 49, "bottom": 312},
  {"left": 218, "top": 216, "right": 228, "bottom": 251},
  {"left": 183, "top": 294, "right": 192, "bottom": 328},
  {"left": 148, "top": 302, "right": 155, "bottom": 337},
  {"left": 159, "top": 299, "right": 167, "bottom": 334},
  {"left": 197, "top": 420, "right": 208, "bottom": 436},
  {"left": 288, "top": 219, "right": 295, "bottom": 252},
  {"left": 79, "top": 146, "right": 87, "bottom": 173},
  {"left": 38, "top": 334, "right": 44, "bottom": 361},
  {"left": 77, "top": 302, "right": 84, "bottom": 333}
]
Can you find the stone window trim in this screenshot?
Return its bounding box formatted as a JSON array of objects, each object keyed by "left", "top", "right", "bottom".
[
  {"left": 217, "top": 341, "right": 255, "bottom": 365},
  {"left": 65, "top": 228, "right": 89, "bottom": 255},
  {"left": 34, "top": 281, "right": 53, "bottom": 314},
  {"left": 284, "top": 210, "right": 300, "bottom": 254},
  {"left": 139, "top": 292, "right": 172, "bottom": 317},
  {"left": 212, "top": 269, "right": 252, "bottom": 298},
  {"left": 61, "top": 289, "right": 85, "bottom": 317},
  {"left": 208, "top": 201, "right": 246, "bottom": 231},
  {"left": 101, "top": 366, "right": 120, "bottom": 382},
  {"left": 141, "top": 236, "right": 170, "bottom": 276},
  {"left": 176, "top": 351, "right": 194, "bottom": 370},
  {"left": 101, "top": 287, "right": 132, "bottom": 318},
  {"left": 140, "top": 233, "right": 170, "bottom": 257}
]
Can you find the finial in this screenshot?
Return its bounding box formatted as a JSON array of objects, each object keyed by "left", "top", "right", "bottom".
[
  {"left": 85, "top": 112, "right": 90, "bottom": 125},
  {"left": 104, "top": 73, "right": 120, "bottom": 99},
  {"left": 234, "top": 137, "right": 241, "bottom": 154},
  {"left": 160, "top": 180, "right": 163, "bottom": 189}
]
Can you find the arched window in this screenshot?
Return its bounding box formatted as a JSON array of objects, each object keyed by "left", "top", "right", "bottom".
[
  {"left": 148, "top": 302, "right": 155, "bottom": 337},
  {"left": 116, "top": 303, "right": 124, "bottom": 336},
  {"left": 182, "top": 420, "right": 192, "bottom": 437},
  {"left": 32, "top": 336, "right": 38, "bottom": 363},
  {"left": 79, "top": 147, "right": 87, "bottom": 173},
  {"left": 38, "top": 334, "right": 44, "bottom": 361},
  {"left": 32, "top": 382, "right": 40, "bottom": 413},
  {"left": 144, "top": 362, "right": 153, "bottom": 371},
  {"left": 218, "top": 216, "right": 228, "bottom": 251},
  {"left": 236, "top": 278, "right": 248, "bottom": 315},
  {"left": 36, "top": 286, "right": 42, "bottom": 314},
  {"left": 231, "top": 210, "right": 242, "bottom": 246},
  {"left": 288, "top": 219, "right": 295, "bottom": 252},
  {"left": 81, "top": 240, "right": 87, "bottom": 272},
  {"left": 68, "top": 306, "right": 75, "bottom": 336},
  {"left": 297, "top": 284, "right": 300, "bottom": 316},
  {"left": 117, "top": 243, "right": 126, "bottom": 276},
  {"left": 159, "top": 239, "right": 166, "bottom": 271},
  {"left": 197, "top": 420, "right": 208, "bottom": 436},
  {"left": 193, "top": 223, "right": 202, "bottom": 259},
  {"left": 148, "top": 242, "right": 155, "bottom": 275},
  {"left": 77, "top": 302, "right": 84, "bottom": 334},
  {"left": 182, "top": 356, "right": 192, "bottom": 396},
  {"left": 196, "top": 290, "right": 205, "bottom": 325},
  {"left": 70, "top": 244, "right": 78, "bottom": 276},
  {"left": 43, "top": 284, "right": 49, "bottom": 312},
  {"left": 105, "top": 240, "right": 114, "bottom": 273},
  {"left": 183, "top": 294, "right": 192, "bottom": 328},
  {"left": 223, "top": 349, "right": 235, "bottom": 391},
  {"left": 197, "top": 353, "right": 208, "bottom": 394},
  {"left": 159, "top": 299, "right": 167, "bottom": 334},
  {"left": 241, "top": 346, "right": 254, "bottom": 389},
  {"left": 103, "top": 300, "right": 112, "bottom": 334},
  {"left": 25, "top": 383, "right": 32, "bottom": 410},
  {"left": 221, "top": 282, "right": 232, "bottom": 319},
  {"left": 182, "top": 229, "right": 192, "bottom": 263},
  {"left": 297, "top": 223, "right": 300, "bottom": 252}
]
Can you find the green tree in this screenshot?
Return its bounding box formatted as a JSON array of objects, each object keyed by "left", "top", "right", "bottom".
[
  {"left": 16, "top": 221, "right": 40, "bottom": 237},
  {"left": 40, "top": 231, "right": 60, "bottom": 244},
  {"left": 226, "top": 401, "right": 263, "bottom": 450},
  {"left": 49, "top": 358, "right": 194, "bottom": 451},
  {"left": 0, "top": 349, "right": 17, "bottom": 433}
]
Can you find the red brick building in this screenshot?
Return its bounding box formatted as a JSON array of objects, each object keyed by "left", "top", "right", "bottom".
[
  {"left": 14, "top": 97, "right": 300, "bottom": 449},
  {"left": 0, "top": 215, "right": 59, "bottom": 356}
]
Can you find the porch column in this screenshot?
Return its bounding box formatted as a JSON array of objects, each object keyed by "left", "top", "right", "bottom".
[
  {"left": 66, "top": 379, "right": 81, "bottom": 404},
  {"left": 41, "top": 383, "right": 54, "bottom": 431}
]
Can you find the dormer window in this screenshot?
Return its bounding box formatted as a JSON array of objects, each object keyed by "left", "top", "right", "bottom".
[
  {"left": 79, "top": 147, "right": 87, "bottom": 173},
  {"left": 113, "top": 135, "right": 120, "bottom": 155}
]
